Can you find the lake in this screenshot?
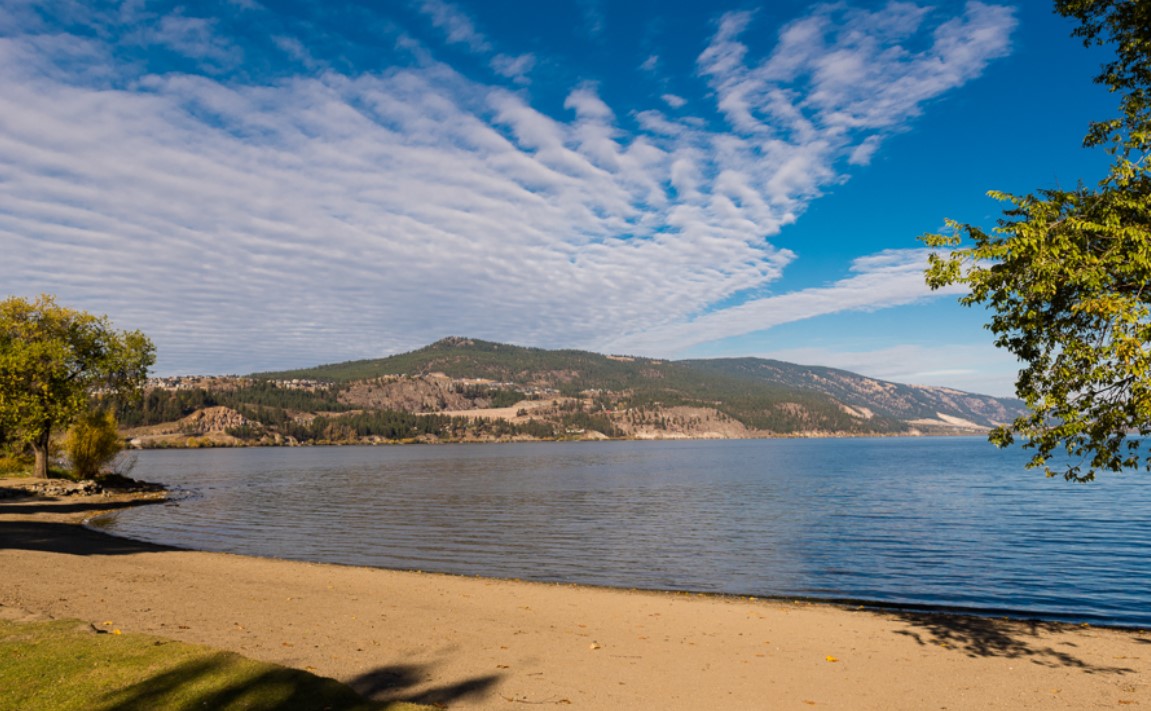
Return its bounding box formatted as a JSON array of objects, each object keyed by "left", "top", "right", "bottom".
[{"left": 91, "top": 437, "right": 1151, "bottom": 628}]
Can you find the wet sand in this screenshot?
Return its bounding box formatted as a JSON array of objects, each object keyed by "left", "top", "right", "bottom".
[{"left": 1, "top": 491, "right": 1147, "bottom": 709}]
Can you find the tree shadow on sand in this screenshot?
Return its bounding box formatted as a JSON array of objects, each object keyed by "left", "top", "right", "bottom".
[
  {"left": 0, "top": 496, "right": 158, "bottom": 517},
  {"left": 350, "top": 664, "right": 502, "bottom": 707},
  {"left": 90, "top": 655, "right": 500, "bottom": 711},
  {"left": 0, "top": 494, "right": 176, "bottom": 555},
  {"left": 0, "top": 519, "right": 174, "bottom": 555},
  {"left": 891, "top": 611, "right": 1136, "bottom": 674}
]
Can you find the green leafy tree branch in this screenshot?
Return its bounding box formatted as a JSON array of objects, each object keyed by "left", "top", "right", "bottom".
[{"left": 923, "top": 1, "right": 1151, "bottom": 481}]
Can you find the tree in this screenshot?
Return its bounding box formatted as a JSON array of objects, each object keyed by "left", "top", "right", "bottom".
[
  {"left": 1059, "top": 0, "right": 1151, "bottom": 168},
  {"left": 65, "top": 409, "right": 124, "bottom": 479},
  {"left": 0, "top": 295, "right": 154, "bottom": 478},
  {"left": 922, "top": 1, "right": 1151, "bottom": 481}
]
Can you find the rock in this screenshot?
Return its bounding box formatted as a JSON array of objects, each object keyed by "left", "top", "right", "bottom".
[{"left": 20, "top": 479, "right": 104, "bottom": 497}]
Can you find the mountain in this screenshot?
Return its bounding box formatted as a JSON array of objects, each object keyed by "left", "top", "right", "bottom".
[
  {"left": 677, "top": 357, "right": 1021, "bottom": 430},
  {"left": 234, "top": 337, "right": 1022, "bottom": 440}
]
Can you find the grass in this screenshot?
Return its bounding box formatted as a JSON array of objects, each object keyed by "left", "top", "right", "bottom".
[{"left": 0, "top": 618, "right": 433, "bottom": 711}]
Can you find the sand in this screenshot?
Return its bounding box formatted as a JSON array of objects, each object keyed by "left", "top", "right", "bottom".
[{"left": 0, "top": 491, "right": 1147, "bottom": 709}]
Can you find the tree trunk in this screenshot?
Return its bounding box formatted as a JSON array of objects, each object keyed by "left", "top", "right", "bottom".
[{"left": 31, "top": 427, "right": 51, "bottom": 479}]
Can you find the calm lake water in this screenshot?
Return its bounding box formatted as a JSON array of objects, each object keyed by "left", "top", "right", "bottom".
[{"left": 93, "top": 437, "right": 1151, "bottom": 628}]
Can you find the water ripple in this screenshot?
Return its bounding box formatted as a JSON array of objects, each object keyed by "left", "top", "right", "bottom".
[{"left": 91, "top": 438, "right": 1151, "bottom": 627}]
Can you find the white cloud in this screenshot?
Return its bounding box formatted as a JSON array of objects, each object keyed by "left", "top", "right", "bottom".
[
  {"left": 417, "top": 0, "right": 490, "bottom": 53},
  {"left": 605, "top": 249, "right": 963, "bottom": 355},
  {"left": 698, "top": 2, "right": 1015, "bottom": 149},
  {"left": 661, "top": 93, "right": 686, "bottom": 109},
  {"left": 133, "top": 12, "right": 243, "bottom": 70},
  {"left": 273, "top": 34, "right": 323, "bottom": 71},
  {"left": 491, "top": 52, "right": 534, "bottom": 84},
  {"left": 0, "top": 3, "right": 1017, "bottom": 375}
]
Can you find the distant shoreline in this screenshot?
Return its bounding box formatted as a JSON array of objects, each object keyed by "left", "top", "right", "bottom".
[{"left": 124, "top": 427, "right": 992, "bottom": 450}]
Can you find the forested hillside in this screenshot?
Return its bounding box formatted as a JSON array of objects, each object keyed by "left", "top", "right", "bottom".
[{"left": 121, "top": 337, "right": 1023, "bottom": 447}]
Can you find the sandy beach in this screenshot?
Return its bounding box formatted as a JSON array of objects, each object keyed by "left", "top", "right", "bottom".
[{"left": 1, "top": 491, "right": 1147, "bottom": 709}]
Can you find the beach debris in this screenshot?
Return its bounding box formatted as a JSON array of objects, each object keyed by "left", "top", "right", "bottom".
[
  {"left": 589, "top": 642, "right": 601, "bottom": 650},
  {"left": 499, "top": 694, "right": 571, "bottom": 705},
  {"left": 17, "top": 479, "right": 103, "bottom": 497},
  {"left": 824, "top": 655, "right": 838, "bottom": 663}
]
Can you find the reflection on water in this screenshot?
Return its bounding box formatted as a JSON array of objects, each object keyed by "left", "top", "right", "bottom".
[{"left": 93, "top": 438, "right": 1151, "bottom": 627}]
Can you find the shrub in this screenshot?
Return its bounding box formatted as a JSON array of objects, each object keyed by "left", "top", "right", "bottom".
[
  {"left": 0, "top": 454, "right": 30, "bottom": 476},
  {"left": 64, "top": 410, "right": 124, "bottom": 479}
]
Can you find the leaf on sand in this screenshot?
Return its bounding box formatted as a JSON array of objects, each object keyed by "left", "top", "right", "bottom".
[{"left": 824, "top": 655, "right": 837, "bottom": 663}]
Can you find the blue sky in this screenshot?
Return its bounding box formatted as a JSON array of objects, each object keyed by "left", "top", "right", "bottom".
[{"left": 0, "top": 1, "right": 1119, "bottom": 395}]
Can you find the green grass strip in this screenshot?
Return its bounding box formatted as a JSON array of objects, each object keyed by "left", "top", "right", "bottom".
[{"left": 0, "top": 618, "right": 431, "bottom": 711}]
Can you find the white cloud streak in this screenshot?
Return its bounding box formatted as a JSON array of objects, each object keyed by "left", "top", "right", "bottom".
[
  {"left": 0, "top": 2, "right": 1015, "bottom": 374},
  {"left": 417, "top": 0, "right": 491, "bottom": 53},
  {"left": 606, "top": 250, "right": 966, "bottom": 355},
  {"left": 491, "top": 52, "right": 535, "bottom": 84}
]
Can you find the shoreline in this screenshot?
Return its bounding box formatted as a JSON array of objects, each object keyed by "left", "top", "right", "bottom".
[
  {"left": 79, "top": 472, "right": 1145, "bottom": 634},
  {"left": 2, "top": 490, "right": 1148, "bottom": 709},
  {"left": 125, "top": 428, "right": 994, "bottom": 450},
  {"left": 84, "top": 510, "right": 1150, "bottom": 634}
]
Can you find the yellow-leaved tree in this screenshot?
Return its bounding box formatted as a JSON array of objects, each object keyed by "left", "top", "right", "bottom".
[{"left": 0, "top": 295, "right": 154, "bottom": 478}]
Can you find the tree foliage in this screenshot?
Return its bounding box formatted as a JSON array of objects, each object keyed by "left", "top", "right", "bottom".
[
  {"left": 0, "top": 295, "right": 154, "bottom": 478},
  {"left": 65, "top": 409, "right": 124, "bottom": 479},
  {"left": 1060, "top": 0, "right": 1151, "bottom": 166},
  {"left": 923, "top": 1, "right": 1151, "bottom": 481}
]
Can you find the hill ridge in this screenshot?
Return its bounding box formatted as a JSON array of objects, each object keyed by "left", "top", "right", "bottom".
[
  {"left": 241, "top": 337, "right": 1022, "bottom": 437},
  {"left": 120, "top": 338, "right": 1023, "bottom": 447}
]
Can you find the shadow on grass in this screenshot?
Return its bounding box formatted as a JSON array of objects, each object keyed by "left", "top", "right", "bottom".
[
  {"left": 92, "top": 655, "right": 500, "bottom": 711},
  {"left": 892, "top": 611, "right": 1135, "bottom": 674}
]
